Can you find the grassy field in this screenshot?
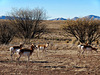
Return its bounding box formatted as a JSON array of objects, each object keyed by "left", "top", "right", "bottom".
[{"left": 0, "top": 20, "right": 100, "bottom": 75}]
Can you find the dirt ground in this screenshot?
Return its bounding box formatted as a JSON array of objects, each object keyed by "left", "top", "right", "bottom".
[{"left": 0, "top": 43, "right": 100, "bottom": 75}]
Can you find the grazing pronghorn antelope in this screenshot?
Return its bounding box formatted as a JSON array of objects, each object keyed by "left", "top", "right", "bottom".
[
  {"left": 77, "top": 43, "right": 95, "bottom": 53},
  {"left": 81, "top": 45, "right": 98, "bottom": 54},
  {"left": 9, "top": 43, "right": 24, "bottom": 60},
  {"left": 17, "top": 44, "right": 36, "bottom": 61}
]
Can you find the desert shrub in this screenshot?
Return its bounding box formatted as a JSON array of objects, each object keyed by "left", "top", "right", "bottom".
[
  {"left": 8, "top": 7, "right": 47, "bottom": 43},
  {"left": 0, "top": 21, "right": 16, "bottom": 44},
  {"left": 62, "top": 18, "right": 100, "bottom": 44}
]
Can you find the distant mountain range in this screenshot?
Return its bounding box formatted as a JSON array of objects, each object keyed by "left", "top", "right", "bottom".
[
  {"left": 0, "top": 16, "right": 25, "bottom": 20},
  {"left": 50, "top": 15, "right": 100, "bottom": 20},
  {"left": 0, "top": 15, "right": 100, "bottom": 20},
  {"left": 0, "top": 16, "right": 9, "bottom": 19},
  {"left": 84, "top": 15, "right": 100, "bottom": 20},
  {"left": 50, "top": 18, "right": 67, "bottom": 20},
  {"left": 0, "top": 16, "right": 14, "bottom": 20}
]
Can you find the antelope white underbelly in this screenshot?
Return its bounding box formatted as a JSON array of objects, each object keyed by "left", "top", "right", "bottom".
[
  {"left": 15, "top": 49, "right": 20, "bottom": 52},
  {"left": 10, "top": 47, "right": 20, "bottom": 53},
  {"left": 81, "top": 46, "right": 84, "bottom": 50},
  {"left": 85, "top": 48, "right": 92, "bottom": 51},
  {"left": 40, "top": 47, "right": 44, "bottom": 49},
  {"left": 77, "top": 45, "right": 81, "bottom": 49},
  {"left": 22, "top": 52, "right": 30, "bottom": 56},
  {"left": 9, "top": 47, "right": 14, "bottom": 51},
  {"left": 16, "top": 49, "right": 20, "bottom": 54}
]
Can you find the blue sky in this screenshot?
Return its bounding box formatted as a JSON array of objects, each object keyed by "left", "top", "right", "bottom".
[{"left": 0, "top": 0, "right": 100, "bottom": 19}]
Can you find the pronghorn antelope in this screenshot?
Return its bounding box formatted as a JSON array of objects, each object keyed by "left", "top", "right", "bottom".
[
  {"left": 36, "top": 43, "right": 49, "bottom": 58},
  {"left": 81, "top": 45, "right": 98, "bottom": 54},
  {"left": 36, "top": 43, "right": 49, "bottom": 51},
  {"left": 77, "top": 44, "right": 83, "bottom": 54},
  {"left": 77, "top": 44, "right": 88, "bottom": 52},
  {"left": 17, "top": 44, "right": 36, "bottom": 61},
  {"left": 9, "top": 43, "right": 24, "bottom": 60},
  {"left": 77, "top": 42, "right": 98, "bottom": 54},
  {"left": 77, "top": 42, "right": 88, "bottom": 49},
  {"left": 77, "top": 45, "right": 83, "bottom": 49}
]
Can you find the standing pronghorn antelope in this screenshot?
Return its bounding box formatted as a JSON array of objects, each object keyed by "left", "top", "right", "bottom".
[
  {"left": 81, "top": 45, "right": 98, "bottom": 54},
  {"left": 36, "top": 43, "right": 49, "bottom": 58},
  {"left": 36, "top": 43, "right": 49, "bottom": 51},
  {"left": 17, "top": 44, "right": 36, "bottom": 61},
  {"left": 9, "top": 43, "right": 24, "bottom": 60}
]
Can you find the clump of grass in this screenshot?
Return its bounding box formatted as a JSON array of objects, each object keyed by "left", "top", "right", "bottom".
[
  {"left": 76, "top": 41, "right": 80, "bottom": 45},
  {"left": 72, "top": 39, "right": 77, "bottom": 44},
  {"left": 65, "top": 40, "right": 69, "bottom": 43}
]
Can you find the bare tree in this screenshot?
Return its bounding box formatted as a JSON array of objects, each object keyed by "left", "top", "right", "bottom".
[
  {"left": 8, "top": 8, "right": 47, "bottom": 42},
  {"left": 0, "top": 21, "right": 16, "bottom": 44},
  {"left": 62, "top": 18, "right": 100, "bottom": 44}
]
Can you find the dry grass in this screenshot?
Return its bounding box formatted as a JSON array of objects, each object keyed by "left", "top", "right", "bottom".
[{"left": 0, "top": 42, "right": 100, "bottom": 75}]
